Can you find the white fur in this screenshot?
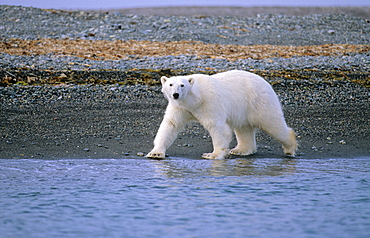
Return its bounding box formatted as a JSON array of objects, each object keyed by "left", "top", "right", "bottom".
[{"left": 146, "top": 70, "right": 297, "bottom": 159}]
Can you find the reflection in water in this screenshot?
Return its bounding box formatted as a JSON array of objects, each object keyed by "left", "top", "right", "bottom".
[
  {"left": 1, "top": 158, "right": 369, "bottom": 238},
  {"left": 151, "top": 158, "right": 297, "bottom": 178}
]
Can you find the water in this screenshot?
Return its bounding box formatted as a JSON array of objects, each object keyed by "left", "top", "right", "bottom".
[
  {"left": 2, "top": 0, "right": 369, "bottom": 10},
  {"left": 1, "top": 157, "right": 370, "bottom": 238}
]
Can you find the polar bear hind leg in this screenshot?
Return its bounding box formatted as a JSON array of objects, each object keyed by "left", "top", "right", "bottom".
[
  {"left": 281, "top": 128, "right": 297, "bottom": 156},
  {"left": 259, "top": 118, "right": 297, "bottom": 156}
]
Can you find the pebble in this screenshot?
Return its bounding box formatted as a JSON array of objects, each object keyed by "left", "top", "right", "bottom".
[{"left": 264, "top": 146, "right": 272, "bottom": 151}]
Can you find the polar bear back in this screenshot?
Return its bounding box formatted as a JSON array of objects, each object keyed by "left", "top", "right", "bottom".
[{"left": 188, "top": 70, "right": 283, "bottom": 128}]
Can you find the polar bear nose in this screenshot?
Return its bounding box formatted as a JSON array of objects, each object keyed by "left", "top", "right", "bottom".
[{"left": 173, "top": 93, "right": 179, "bottom": 99}]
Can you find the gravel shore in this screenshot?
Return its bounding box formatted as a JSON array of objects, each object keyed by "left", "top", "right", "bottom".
[
  {"left": 2, "top": 5, "right": 369, "bottom": 45},
  {"left": 0, "top": 5, "right": 369, "bottom": 159}
]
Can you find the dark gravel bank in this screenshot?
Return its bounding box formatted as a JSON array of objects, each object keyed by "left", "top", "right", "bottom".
[
  {"left": 1, "top": 83, "right": 369, "bottom": 159},
  {"left": 0, "top": 5, "right": 369, "bottom": 159}
]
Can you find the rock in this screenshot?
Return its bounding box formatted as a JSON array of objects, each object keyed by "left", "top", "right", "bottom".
[{"left": 137, "top": 152, "right": 145, "bottom": 156}]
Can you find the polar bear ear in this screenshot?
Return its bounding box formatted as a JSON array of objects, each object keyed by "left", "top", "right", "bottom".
[
  {"left": 161, "top": 76, "right": 168, "bottom": 85},
  {"left": 188, "top": 77, "right": 195, "bottom": 85}
]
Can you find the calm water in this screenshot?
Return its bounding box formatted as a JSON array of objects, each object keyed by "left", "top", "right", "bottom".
[
  {"left": 3, "top": 0, "right": 370, "bottom": 10},
  {"left": 1, "top": 157, "right": 370, "bottom": 238}
]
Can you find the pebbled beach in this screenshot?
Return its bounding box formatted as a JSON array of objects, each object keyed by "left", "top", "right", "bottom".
[{"left": 0, "top": 5, "right": 369, "bottom": 159}]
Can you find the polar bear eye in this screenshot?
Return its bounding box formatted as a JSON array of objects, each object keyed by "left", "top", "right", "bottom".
[
  {"left": 169, "top": 84, "right": 173, "bottom": 87},
  {"left": 180, "top": 84, "right": 184, "bottom": 87}
]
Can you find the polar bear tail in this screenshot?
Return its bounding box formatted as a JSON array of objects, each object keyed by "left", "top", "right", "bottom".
[{"left": 282, "top": 128, "right": 298, "bottom": 156}]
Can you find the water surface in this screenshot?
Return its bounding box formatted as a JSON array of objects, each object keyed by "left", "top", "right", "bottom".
[
  {"left": 3, "top": 0, "right": 369, "bottom": 10},
  {"left": 1, "top": 157, "right": 370, "bottom": 237}
]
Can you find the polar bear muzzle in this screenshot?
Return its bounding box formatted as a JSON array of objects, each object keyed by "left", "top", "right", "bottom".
[{"left": 173, "top": 93, "right": 180, "bottom": 99}]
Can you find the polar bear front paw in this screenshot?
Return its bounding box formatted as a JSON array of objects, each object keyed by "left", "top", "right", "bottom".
[{"left": 145, "top": 151, "right": 166, "bottom": 159}]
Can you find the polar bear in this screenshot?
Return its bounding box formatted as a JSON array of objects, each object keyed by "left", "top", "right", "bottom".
[{"left": 146, "top": 70, "right": 297, "bottom": 159}]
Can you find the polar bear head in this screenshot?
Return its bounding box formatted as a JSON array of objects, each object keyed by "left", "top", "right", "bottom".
[{"left": 161, "top": 76, "right": 195, "bottom": 100}]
